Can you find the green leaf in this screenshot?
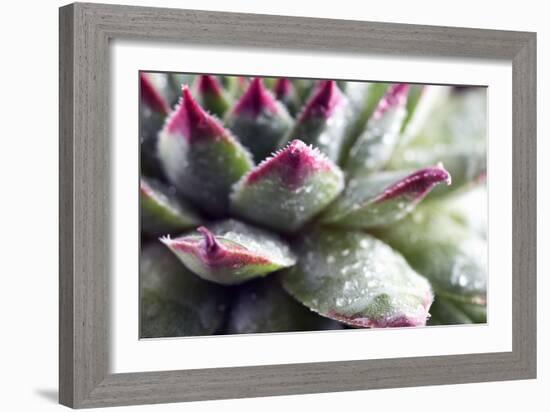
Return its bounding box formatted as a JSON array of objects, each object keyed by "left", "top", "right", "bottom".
[
  {"left": 161, "top": 220, "right": 296, "bottom": 285},
  {"left": 321, "top": 165, "right": 451, "bottom": 228},
  {"left": 225, "top": 78, "right": 294, "bottom": 162},
  {"left": 230, "top": 139, "right": 345, "bottom": 233},
  {"left": 345, "top": 84, "right": 409, "bottom": 175},
  {"left": 439, "top": 185, "right": 488, "bottom": 239},
  {"left": 140, "top": 73, "right": 170, "bottom": 116},
  {"left": 283, "top": 80, "right": 351, "bottom": 162},
  {"left": 227, "top": 278, "right": 343, "bottom": 334},
  {"left": 193, "top": 75, "right": 232, "bottom": 118},
  {"left": 398, "top": 86, "right": 450, "bottom": 146},
  {"left": 389, "top": 88, "right": 486, "bottom": 195},
  {"left": 281, "top": 229, "right": 433, "bottom": 328},
  {"left": 428, "top": 295, "right": 486, "bottom": 325},
  {"left": 339, "top": 82, "right": 390, "bottom": 165},
  {"left": 140, "top": 73, "right": 170, "bottom": 179},
  {"left": 400, "top": 85, "right": 424, "bottom": 133},
  {"left": 140, "top": 242, "right": 228, "bottom": 338},
  {"left": 158, "top": 86, "right": 253, "bottom": 216},
  {"left": 273, "top": 78, "right": 301, "bottom": 116},
  {"left": 375, "top": 204, "right": 487, "bottom": 305},
  {"left": 140, "top": 178, "right": 201, "bottom": 236},
  {"left": 292, "top": 78, "right": 316, "bottom": 103},
  {"left": 220, "top": 75, "right": 249, "bottom": 98},
  {"left": 456, "top": 299, "right": 487, "bottom": 323}
]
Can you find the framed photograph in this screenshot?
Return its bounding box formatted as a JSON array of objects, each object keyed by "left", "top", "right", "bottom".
[{"left": 59, "top": 2, "right": 536, "bottom": 408}]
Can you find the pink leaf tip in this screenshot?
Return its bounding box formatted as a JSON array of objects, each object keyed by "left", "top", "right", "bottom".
[
  {"left": 300, "top": 80, "right": 346, "bottom": 120},
  {"left": 197, "top": 226, "right": 221, "bottom": 255},
  {"left": 244, "top": 139, "right": 334, "bottom": 189},
  {"left": 233, "top": 77, "right": 279, "bottom": 116},
  {"left": 166, "top": 85, "right": 227, "bottom": 142},
  {"left": 373, "top": 83, "right": 410, "bottom": 119},
  {"left": 376, "top": 163, "right": 452, "bottom": 204},
  {"left": 140, "top": 73, "right": 169, "bottom": 115},
  {"left": 196, "top": 75, "right": 224, "bottom": 96},
  {"left": 274, "top": 78, "right": 294, "bottom": 99},
  {"left": 328, "top": 290, "right": 433, "bottom": 328}
]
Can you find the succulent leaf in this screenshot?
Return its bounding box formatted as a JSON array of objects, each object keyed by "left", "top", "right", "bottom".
[
  {"left": 225, "top": 78, "right": 294, "bottom": 162},
  {"left": 140, "top": 73, "right": 488, "bottom": 334},
  {"left": 227, "top": 278, "right": 343, "bottom": 334},
  {"left": 428, "top": 296, "right": 486, "bottom": 325},
  {"left": 346, "top": 84, "right": 409, "bottom": 175},
  {"left": 292, "top": 79, "right": 316, "bottom": 103},
  {"left": 140, "top": 242, "right": 228, "bottom": 337},
  {"left": 140, "top": 73, "right": 170, "bottom": 179},
  {"left": 193, "top": 75, "right": 231, "bottom": 118},
  {"left": 158, "top": 86, "right": 253, "bottom": 216},
  {"left": 389, "top": 88, "right": 486, "bottom": 195},
  {"left": 283, "top": 80, "right": 351, "bottom": 162},
  {"left": 273, "top": 77, "right": 301, "bottom": 116},
  {"left": 321, "top": 164, "right": 451, "bottom": 228},
  {"left": 402, "top": 85, "right": 424, "bottom": 130},
  {"left": 140, "top": 73, "right": 170, "bottom": 116},
  {"left": 375, "top": 204, "right": 487, "bottom": 305},
  {"left": 428, "top": 297, "right": 473, "bottom": 325},
  {"left": 339, "top": 82, "right": 390, "bottom": 164},
  {"left": 281, "top": 228, "right": 433, "bottom": 328},
  {"left": 441, "top": 185, "right": 488, "bottom": 239},
  {"left": 161, "top": 220, "right": 296, "bottom": 285},
  {"left": 230, "top": 140, "right": 345, "bottom": 233},
  {"left": 221, "top": 76, "right": 249, "bottom": 98},
  {"left": 140, "top": 178, "right": 202, "bottom": 236}
]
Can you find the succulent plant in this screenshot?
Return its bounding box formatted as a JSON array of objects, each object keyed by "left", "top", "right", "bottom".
[{"left": 139, "top": 72, "right": 487, "bottom": 337}]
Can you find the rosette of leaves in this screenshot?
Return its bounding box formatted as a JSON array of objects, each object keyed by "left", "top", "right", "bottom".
[{"left": 140, "top": 73, "right": 487, "bottom": 337}]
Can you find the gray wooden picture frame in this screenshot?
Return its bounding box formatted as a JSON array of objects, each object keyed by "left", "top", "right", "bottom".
[{"left": 59, "top": 2, "right": 536, "bottom": 408}]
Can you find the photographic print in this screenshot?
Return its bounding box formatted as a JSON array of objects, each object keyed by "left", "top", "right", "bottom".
[{"left": 139, "top": 72, "right": 487, "bottom": 338}]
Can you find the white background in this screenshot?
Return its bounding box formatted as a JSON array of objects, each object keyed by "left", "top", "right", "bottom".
[{"left": 0, "top": 0, "right": 546, "bottom": 411}]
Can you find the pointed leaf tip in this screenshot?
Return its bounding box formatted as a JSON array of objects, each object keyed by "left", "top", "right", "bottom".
[
  {"left": 158, "top": 85, "right": 253, "bottom": 216},
  {"left": 272, "top": 78, "right": 300, "bottom": 116},
  {"left": 274, "top": 78, "right": 293, "bottom": 99},
  {"left": 161, "top": 220, "right": 296, "bottom": 285},
  {"left": 196, "top": 75, "right": 224, "bottom": 96},
  {"left": 194, "top": 75, "right": 231, "bottom": 117},
  {"left": 322, "top": 165, "right": 451, "bottom": 229},
  {"left": 245, "top": 139, "right": 335, "bottom": 189},
  {"left": 165, "top": 85, "right": 226, "bottom": 142},
  {"left": 375, "top": 163, "right": 451, "bottom": 204},
  {"left": 233, "top": 77, "right": 279, "bottom": 116},
  {"left": 140, "top": 73, "right": 169, "bottom": 115},
  {"left": 373, "top": 83, "right": 409, "bottom": 119},
  {"left": 300, "top": 80, "right": 346, "bottom": 120},
  {"left": 345, "top": 83, "right": 411, "bottom": 175},
  {"left": 231, "top": 139, "right": 344, "bottom": 233},
  {"left": 225, "top": 78, "right": 293, "bottom": 161},
  {"left": 196, "top": 226, "right": 220, "bottom": 254},
  {"left": 283, "top": 80, "right": 350, "bottom": 162}
]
